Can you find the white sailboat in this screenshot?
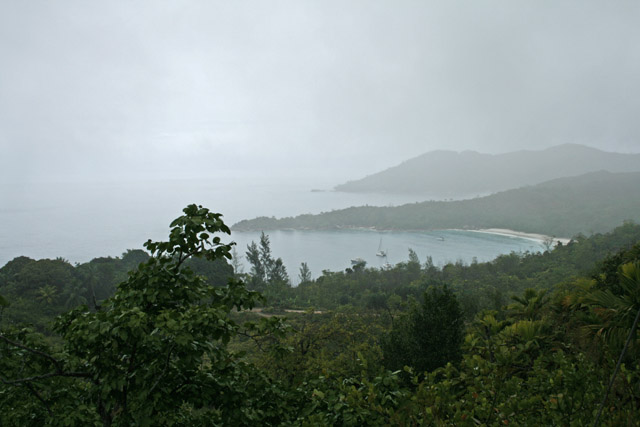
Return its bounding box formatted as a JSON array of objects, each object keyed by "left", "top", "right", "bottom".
[{"left": 376, "top": 238, "right": 387, "bottom": 257}]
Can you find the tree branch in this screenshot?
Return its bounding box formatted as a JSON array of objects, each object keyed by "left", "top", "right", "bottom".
[
  {"left": 0, "top": 333, "right": 61, "bottom": 368},
  {"left": 0, "top": 371, "right": 91, "bottom": 385},
  {"left": 149, "top": 344, "right": 175, "bottom": 396},
  {"left": 23, "top": 382, "right": 53, "bottom": 416},
  {"left": 236, "top": 330, "right": 279, "bottom": 352}
]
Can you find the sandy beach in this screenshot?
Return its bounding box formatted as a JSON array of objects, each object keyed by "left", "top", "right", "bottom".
[{"left": 470, "top": 228, "right": 572, "bottom": 247}]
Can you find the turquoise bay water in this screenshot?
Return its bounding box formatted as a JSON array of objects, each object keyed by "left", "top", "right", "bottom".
[
  {"left": 0, "top": 178, "right": 543, "bottom": 280},
  {"left": 232, "top": 229, "right": 543, "bottom": 284}
]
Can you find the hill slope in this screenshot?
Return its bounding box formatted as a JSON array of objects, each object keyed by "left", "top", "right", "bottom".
[
  {"left": 234, "top": 171, "right": 640, "bottom": 237},
  {"left": 334, "top": 144, "right": 640, "bottom": 195}
]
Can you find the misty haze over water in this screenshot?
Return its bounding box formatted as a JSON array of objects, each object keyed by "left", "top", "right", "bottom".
[
  {"left": 0, "top": 178, "right": 543, "bottom": 280},
  {"left": 1, "top": 2, "right": 639, "bottom": 277}
]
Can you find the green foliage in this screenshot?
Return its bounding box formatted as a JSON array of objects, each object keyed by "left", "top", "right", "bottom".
[
  {"left": 289, "top": 222, "right": 640, "bottom": 320},
  {"left": 577, "top": 262, "right": 640, "bottom": 360},
  {"left": 0, "top": 205, "right": 291, "bottom": 425},
  {"left": 298, "top": 262, "right": 312, "bottom": 285},
  {"left": 246, "top": 241, "right": 265, "bottom": 287},
  {"left": 249, "top": 309, "right": 387, "bottom": 387},
  {"left": 233, "top": 171, "right": 640, "bottom": 237},
  {"left": 245, "top": 232, "right": 291, "bottom": 305},
  {"left": 184, "top": 254, "right": 234, "bottom": 287},
  {"left": 62, "top": 282, "right": 88, "bottom": 309},
  {"left": 382, "top": 285, "right": 463, "bottom": 375},
  {"left": 3, "top": 205, "right": 640, "bottom": 425},
  {"left": 407, "top": 248, "right": 420, "bottom": 265},
  {"left": 0, "top": 246, "right": 232, "bottom": 331},
  {"left": 298, "top": 369, "right": 414, "bottom": 426},
  {"left": 507, "top": 288, "right": 550, "bottom": 321},
  {"left": 36, "top": 285, "right": 59, "bottom": 305},
  {"left": 0, "top": 257, "right": 80, "bottom": 330}
]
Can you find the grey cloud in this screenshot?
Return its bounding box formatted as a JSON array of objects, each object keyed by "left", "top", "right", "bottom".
[{"left": 1, "top": 1, "right": 639, "bottom": 183}]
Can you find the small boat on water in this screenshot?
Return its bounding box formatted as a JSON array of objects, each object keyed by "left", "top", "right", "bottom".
[
  {"left": 436, "top": 236, "right": 445, "bottom": 241},
  {"left": 376, "top": 238, "right": 387, "bottom": 257},
  {"left": 351, "top": 257, "right": 366, "bottom": 265}
]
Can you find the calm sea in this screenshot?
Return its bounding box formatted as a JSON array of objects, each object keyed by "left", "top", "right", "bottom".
[{"left": 0, "top": 177, "right": 543, "bottom": 282}]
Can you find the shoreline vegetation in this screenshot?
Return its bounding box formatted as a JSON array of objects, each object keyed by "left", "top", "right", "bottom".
[{"left": 232, "top": 171, "right": 640, "bottom": 237}]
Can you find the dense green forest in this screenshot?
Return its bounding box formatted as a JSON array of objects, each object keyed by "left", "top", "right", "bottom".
[
  {"left": 234, "top": 171, "right": 640, "bottom": 237},
  {"left": 1, "top": 205, "right": 640, "bottom": 425}
]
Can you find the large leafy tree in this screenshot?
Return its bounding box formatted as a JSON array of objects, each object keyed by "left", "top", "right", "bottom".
[{"left": 0, "top": 205, "right": 289, "bottom": 426}]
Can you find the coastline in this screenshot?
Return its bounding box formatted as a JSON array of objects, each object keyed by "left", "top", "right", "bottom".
[
  {"left": 235, "top": 224, "right": 573, "bottom": 247},
  {"left": 468, "top": 228, "right": 572, "bottom": 246}
]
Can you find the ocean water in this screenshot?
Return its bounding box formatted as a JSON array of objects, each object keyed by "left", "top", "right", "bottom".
[
  {"left": 0, "top": 178, "right": 543, "bottom": 281},
  {"left": 232, "top": 229, "right": 544, "bottom": 284}
]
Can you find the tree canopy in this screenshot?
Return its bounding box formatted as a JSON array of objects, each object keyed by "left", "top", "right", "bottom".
[
  {"left": 2, "top": 206, "right": 640, "bottom": 425},
  {"left": 0, "top": 205, "right": 289, "bottom": 425}
]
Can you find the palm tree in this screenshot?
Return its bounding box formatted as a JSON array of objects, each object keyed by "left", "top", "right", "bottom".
[
  {"left": 63, "top": 282, "right": 88, "bottom": 309},
  {"left": 581, "top": 262, "right": 640, "bottom": 354},
  {"left": 36, "top": 285, "right": 58, "bottom": 305},
  {"left": 585, "top": 262, "right": 640, "bottom": 426},
  {"left": 508, "top": 288, "right": 550, "bottom": 321}
]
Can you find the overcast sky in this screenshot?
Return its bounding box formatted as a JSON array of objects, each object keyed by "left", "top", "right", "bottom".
[{"left": 1, "top": 1, "right": 639, "bottom": 184}]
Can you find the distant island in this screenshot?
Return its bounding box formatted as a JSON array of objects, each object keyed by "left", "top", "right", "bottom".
[
  {"left": 233, "top": 171, "right": 640, "bottom": 237},
  {"left": 334, "top": 144, "right": 640, "bottom": 195}
]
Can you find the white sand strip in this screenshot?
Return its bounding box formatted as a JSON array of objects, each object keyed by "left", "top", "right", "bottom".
[{"left": 469, "top": 228, "right": 572, "bottom": 246}]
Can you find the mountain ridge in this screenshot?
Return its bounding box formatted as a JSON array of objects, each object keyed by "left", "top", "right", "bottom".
[
  {"left": 234, "top": 170, "right": 640, "bottom": 237},
  {"left": 334, "top": 144, "right": 640, "bottom": 195}
]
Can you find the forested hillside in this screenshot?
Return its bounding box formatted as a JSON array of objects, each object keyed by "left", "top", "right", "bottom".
[
  {"left": 235, "top": 171, "right": 640, "bottom": 237},
  {"left": 335, "top": 144, "right": 640, "bottom": 194},
  {"left": 0, "top": 249, "right": 232, "bottom": 332},
  {"left": 1, "top": 205, "right": 640, "bottom": 425}
]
